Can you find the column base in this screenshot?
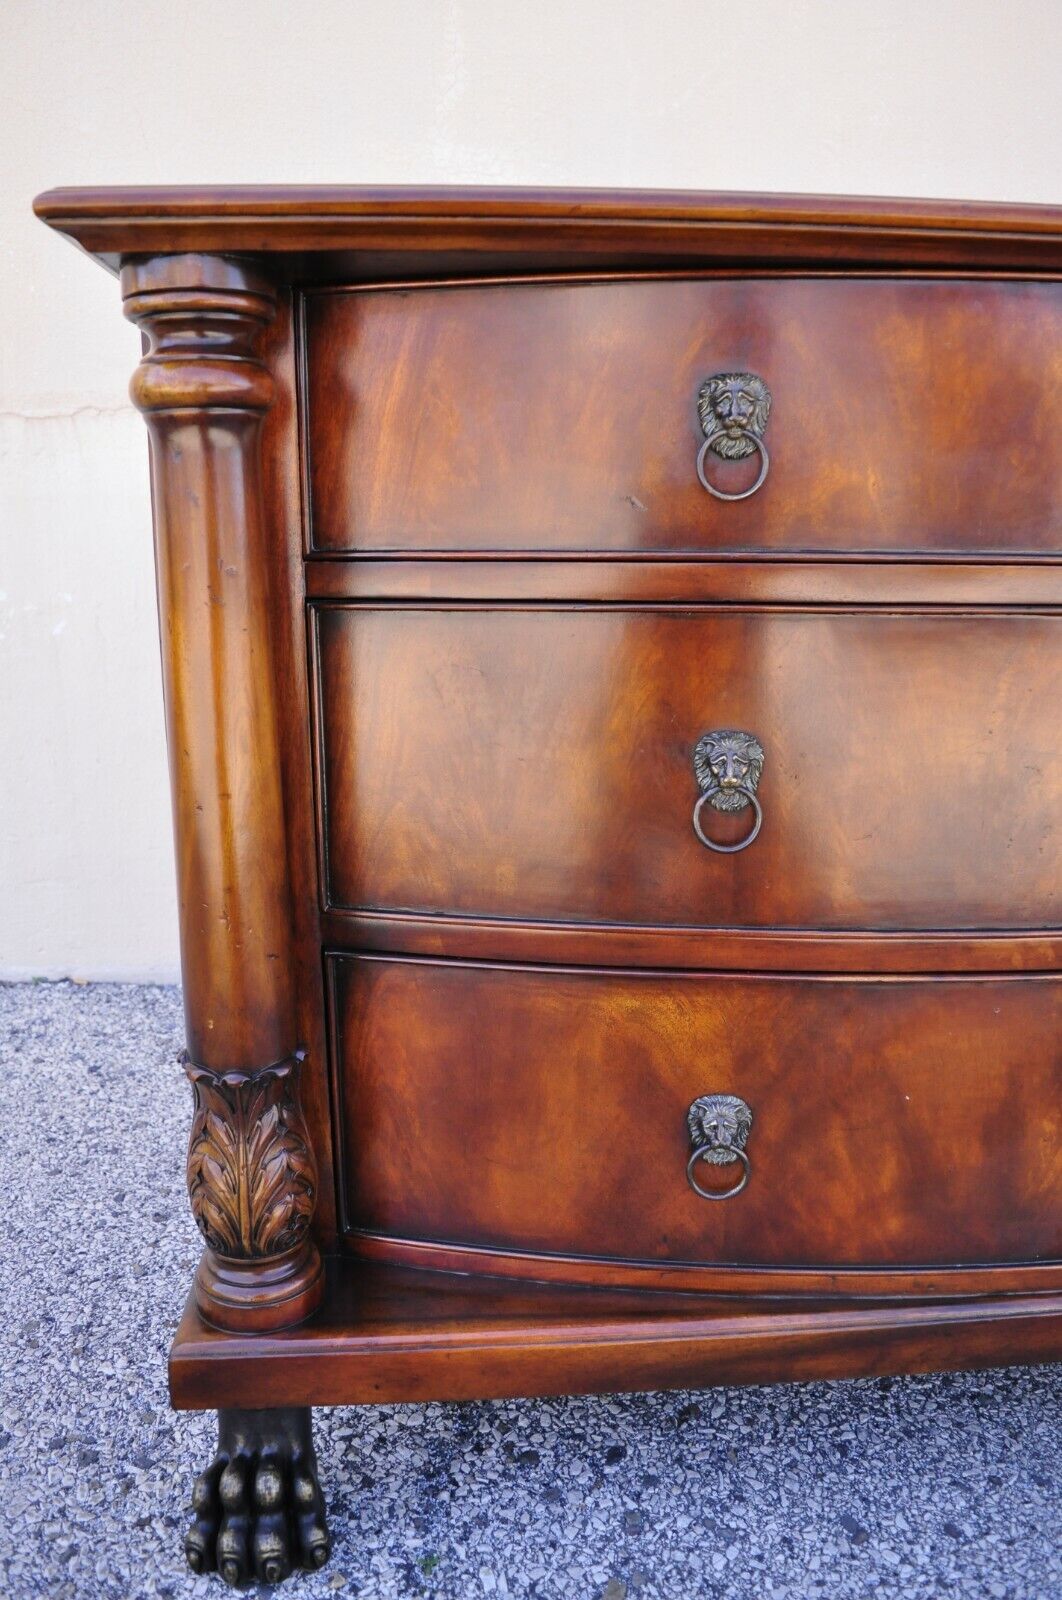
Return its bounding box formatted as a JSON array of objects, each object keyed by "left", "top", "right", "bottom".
[{"left": 194, "top": 1240, "right": 325, "bottom": 1333}]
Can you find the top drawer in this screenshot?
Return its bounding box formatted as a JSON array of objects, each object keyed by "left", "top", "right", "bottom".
[{"left": 303, "top": 276, "right": 1062, "bottom": 556}]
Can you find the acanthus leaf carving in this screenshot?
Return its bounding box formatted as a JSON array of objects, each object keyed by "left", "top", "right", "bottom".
[{"left": 183, "top": 1052, "right": 317, "bottom": 1260}]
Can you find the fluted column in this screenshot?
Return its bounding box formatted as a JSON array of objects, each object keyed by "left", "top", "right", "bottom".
[{"left": 124, "top": 253, "right": 322, "bottom": 1331}]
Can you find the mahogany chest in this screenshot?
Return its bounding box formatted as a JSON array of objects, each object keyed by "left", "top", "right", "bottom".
[{"left": 35, "top": 186, "right": 1062, "bottom": 1587}]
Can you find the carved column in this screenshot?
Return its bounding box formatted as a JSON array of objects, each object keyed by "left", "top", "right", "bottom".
[{"left": 124, "top": 254, "right": 322, "bottom": 1331}]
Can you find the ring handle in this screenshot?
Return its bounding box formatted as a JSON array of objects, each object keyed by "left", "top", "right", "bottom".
[
  {"left": 686, "top": 1093, "right": 753, "bottom": 1201},
  {"left": 696, "top": 430, "right": 770, "bottom": 501},
  {"left": 686, "top": 1144, "right": 750, "bottom": 1201},
  {"left": 695, "top": 372, "right": 772, "bottom": 502},
  {"left": 692, "top": 731, "right": 765, "bottom": 854},
  {"left": 692, "top": 784, "right": 763, "bottom": 853}
]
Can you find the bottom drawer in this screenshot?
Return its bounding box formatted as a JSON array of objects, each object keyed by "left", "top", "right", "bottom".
[{"left": 330, "top": 956, "right": 1060, "bottom": 1271}]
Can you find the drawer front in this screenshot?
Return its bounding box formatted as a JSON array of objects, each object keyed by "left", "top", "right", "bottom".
[
  {"left": 332, "top": 956, "right": 1062, "bottom": 1269},
  {"left": 315, "top": 607, "right": 1061, "bottom": 931},
  {"left": 304, "top": 277, "right": 1062, "bottom": 554}
]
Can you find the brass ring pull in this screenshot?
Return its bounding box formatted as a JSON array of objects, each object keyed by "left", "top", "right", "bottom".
[
  {"left": 696, "top": 430, "right": 769, "bottom": 501},
  {"left": 686, "top": 1094, "right": 753, "bottom": 1202},
  {"left": 686, "top": 1143, "right": 750, "bottom": 1201},
  {"left": 695, "top": 371, "right": 772, "bottom": 502},
  {"left": 692, "top": 730, "right": 765, "bottom": 855},
  {"left": 692, "top": 784, "right": 763, "bottom": 853}
]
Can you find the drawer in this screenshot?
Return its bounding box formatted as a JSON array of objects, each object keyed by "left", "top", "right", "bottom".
[
  {"left": 314, "top": 606, "right": 1062, "bottom": 932},
  {"left": 303, "top": 277, "right": 1062, "bottom": 555},
  {"left": 331, "top": 956, "right": 1062, "bottom": 1269}
]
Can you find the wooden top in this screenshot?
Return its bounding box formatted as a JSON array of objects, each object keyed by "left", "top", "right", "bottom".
[{"left": 34, "top": 186, "right": 1062, "bottom": 280}]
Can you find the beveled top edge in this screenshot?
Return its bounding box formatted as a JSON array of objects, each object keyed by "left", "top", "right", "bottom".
[
  {"left": 33, "top": 185, "right": 1062, "bottom": 280},
  {"left": 31, "top": 185, "right": 1062, "bottom": 229}
]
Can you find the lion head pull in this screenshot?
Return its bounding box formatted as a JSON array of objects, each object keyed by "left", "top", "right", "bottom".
[
  {"left": 686, "top": 1093, "right": 754, "bottom": 1201},
  {"left": 696, "top": 371, "right": 772, "bottom": 501},
  {"left": 692, "top": 729, "right": 765, "bottom": 854}
]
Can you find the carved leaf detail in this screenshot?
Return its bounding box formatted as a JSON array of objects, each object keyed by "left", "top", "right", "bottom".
[
  {"left": 184, "top": 1055, "right": 316, "bottom": 1260},
  {"left": 185, "top": 1087, "right": 241, "bottom": 1253},
  {"left": 244, "top": 1084, "right": 316, "bottom": 1255}
]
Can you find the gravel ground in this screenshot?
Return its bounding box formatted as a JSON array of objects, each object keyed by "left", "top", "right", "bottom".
[{"left": 1, "top": 978, "right": 1060, "bottom": 1600}]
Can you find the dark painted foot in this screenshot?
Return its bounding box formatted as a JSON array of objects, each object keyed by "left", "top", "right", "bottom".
[{"left": 185, "top": 1407, "right": 330, "bottom": 1586}]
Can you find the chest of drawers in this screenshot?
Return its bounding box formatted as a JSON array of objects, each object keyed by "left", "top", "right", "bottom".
[{"left": 36, "top": 186, "right": 1062, "bottom": 1587}]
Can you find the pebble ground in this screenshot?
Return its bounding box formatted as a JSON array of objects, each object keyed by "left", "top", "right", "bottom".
[{"left": 1, "top": 980, "right": 1059, "bottom": 1599}]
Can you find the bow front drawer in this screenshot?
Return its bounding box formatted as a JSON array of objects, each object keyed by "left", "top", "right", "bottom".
[
  {"left": 302, "top": 276, "right": 1062, "bottom": 555},
  {"left": 312, "top": 605, "right": 1061, "bottom": 933},
  {"left": 331, "top": 955, "right": 1062, "bottom": 1276}
]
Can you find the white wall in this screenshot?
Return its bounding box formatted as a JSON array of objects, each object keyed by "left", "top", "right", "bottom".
[{"left": 2, "top": 0, "right": 1060, "bottom": 980}]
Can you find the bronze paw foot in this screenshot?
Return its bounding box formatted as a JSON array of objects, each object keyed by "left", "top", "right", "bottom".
[{"left": 185, "top": 1406, "right": 330, "bottom": 1586}]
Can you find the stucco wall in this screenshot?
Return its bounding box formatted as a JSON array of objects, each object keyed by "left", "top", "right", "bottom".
[{"left": 2, "top": 0, "right": 1059, "bottom": 979}]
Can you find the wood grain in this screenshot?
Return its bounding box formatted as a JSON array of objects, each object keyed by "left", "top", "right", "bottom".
[
  {"left": 123, "top": 254, "right": 323, "bottom": 1330},
  {"left": 304, "top": 277, "right": 1062, "bottom": 554},
  {"left": 323, "top": 909, "right": 1062, "bottom": 974},
  {"left": 315, "top": 605, "right": 1062, "bottom": 932},
  {"left": 35, "top": 187, "right": 1062, "bottom": 1423},
  {"left": 330, "top": 956, "right": 1062, "bottom": 1271},
  {"left": 346, "top": 1230, "right": 1062, "bottom": 1301},
  {"left": 261, "top": 293, "right": 339, "bottom": 1246},
  {"left": 34, "top": 185, "right": 1062, "bottom": 279},
  {"left": 169, "top": 1262, "right": 1062, "bottom": 1411},
  {"left": 304, "top": 557, "right": 1062, "bottom": 607}
]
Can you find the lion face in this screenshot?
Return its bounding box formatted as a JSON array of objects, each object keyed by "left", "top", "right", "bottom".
[
  {"left": 693, "top": 730, "right": 764, "bottom": 814},
  {"left": 687, "top": 1094, "right": 753, "bottom": 1165},
  {"left": 697, "top": 372, "right": 772, "bottom": 461}
]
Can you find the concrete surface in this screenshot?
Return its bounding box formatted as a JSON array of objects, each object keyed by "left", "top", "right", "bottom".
[{"left": 1, "top": 979, "right": 1059, "bottom": 1599}]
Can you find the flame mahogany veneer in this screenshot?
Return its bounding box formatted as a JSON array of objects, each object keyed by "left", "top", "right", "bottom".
[{"left": 37, "top": 186, "right": 1062, "bottom": 1583}]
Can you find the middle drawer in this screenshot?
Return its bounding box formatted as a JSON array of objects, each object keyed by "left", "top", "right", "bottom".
[{"left": 313, "top": 604, "right": 1060, "bottom": 931}]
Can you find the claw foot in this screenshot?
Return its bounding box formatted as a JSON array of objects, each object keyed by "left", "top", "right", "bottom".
[{"left": 185, "top": 1407, "right": 330, "bottom": 1586}]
